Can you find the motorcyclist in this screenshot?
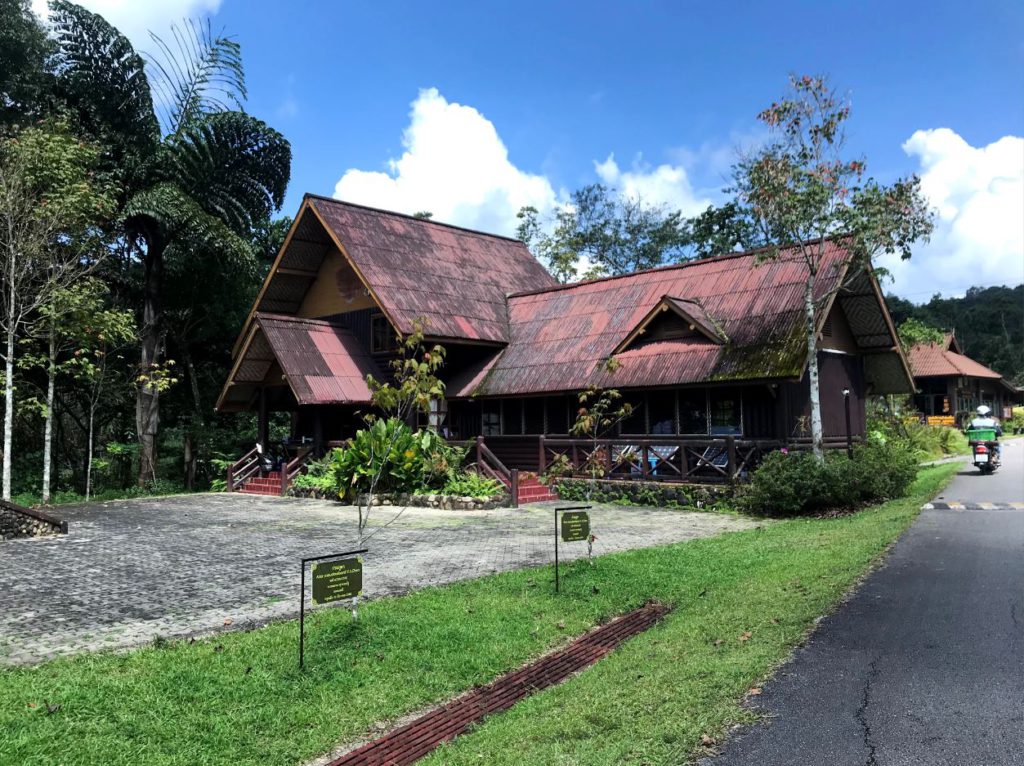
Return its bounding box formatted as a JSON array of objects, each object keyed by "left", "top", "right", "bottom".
[{"left": 967, "top": 405, "right": 1002, "bottom": 459}]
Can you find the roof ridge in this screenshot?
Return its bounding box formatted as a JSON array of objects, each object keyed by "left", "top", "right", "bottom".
[
  {"left": 506, "top": 238, "right": 843, "bottom": 299},
  {"left": 304, "top": 193, "right": 527, "bottom": 244}
]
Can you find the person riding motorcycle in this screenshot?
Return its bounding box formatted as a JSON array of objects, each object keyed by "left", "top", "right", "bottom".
[{"left": 967, "top": 405, "right": 1002, "bottom": 459}]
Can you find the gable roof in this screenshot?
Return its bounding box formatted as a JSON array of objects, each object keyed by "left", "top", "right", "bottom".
[
  {"left": 908, "top": 340, "right": 1003, "bottom": 380},
  {"left": 236, "top": 195, "right": 556, "bottom": 355},
  {"left": 450, "top": 240, "right": 913, "bottom": 397},
  {"left": 612, "top": 295, "right": 728, "bottom": 354},
  {"left": 218, "top": 313, "right": 383, "bottom": 411}
]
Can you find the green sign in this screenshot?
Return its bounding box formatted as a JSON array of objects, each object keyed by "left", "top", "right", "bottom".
[
  {"left": 311, "top": 557, "right": 363, "bottom": 604},
  {"left": 561, "top": 511, "right": 590, "bottom": 542}
]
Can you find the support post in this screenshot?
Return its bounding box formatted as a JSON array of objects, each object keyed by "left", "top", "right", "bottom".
[
  {"left": 226, "top": 463, "right": 234, "bottom": 493},
  {"left": 510, "top": 468, "right": 519, "bottom": 509},
  {"left": 726, "top": 436, "right": 737, "bottom": 484},
  {"left": 258, "top": 387, "right": 269, "bottom": 454},
  {"left": 476, "top": 435, "right": 484, "bottom": 469},
  {"left": 537, "top": 435, "right": 546, "bottom": 476},
  {"left": 843, "top": 389, "right": 853, "bottom": 459},
  {"left": 554, "top": 507, "right": 560, "bottom": 594},
  {"left": 299, "top": 559, "right": 306, "bottom": 669}
]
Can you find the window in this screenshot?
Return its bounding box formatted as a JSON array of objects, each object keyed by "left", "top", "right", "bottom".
[
  {"left": 481, "top": 401, "right": 501, "bottom": 436},
  {"left": 546, "top": 396, "right": 569, "bottom": 434},
  {"left": 503, "top": 399, "right": 523, "bottom": 435},
  {"left": 648, "top": 391, "right": 676, "bottom": 434},
  {"left": 679, "top": 391, "right": 708, "bottom": 434},
  {"left": 709, "top": 391, "right": 742, "bottom": 435},
  {"left": 418, "top": 398, "right": 448, "bottom": 431},
  {"left": 618, "top": 394, "right": 646, "bottom": 435},
  {"left": 370, "top": 314, "right": 398, "bottom": 353},
  {"left": 523, "top": 398, "right": 545, "bottom": 434}
]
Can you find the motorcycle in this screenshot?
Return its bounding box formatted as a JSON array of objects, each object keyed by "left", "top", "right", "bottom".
[{"left": 966, "top": 427, "right": 1000, "bottom": 474}]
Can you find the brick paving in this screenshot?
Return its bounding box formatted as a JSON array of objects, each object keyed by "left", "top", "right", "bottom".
[{"left": 0, "top": 493, "right": 758, "bottom": 666}]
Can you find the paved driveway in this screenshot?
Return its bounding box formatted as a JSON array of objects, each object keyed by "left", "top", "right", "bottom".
[
  {"left": 0, "top": 494, "right": 756, "bottom": 666},
  {"left": 706, "top": 440, "right": 1024, "bottom": 766}
]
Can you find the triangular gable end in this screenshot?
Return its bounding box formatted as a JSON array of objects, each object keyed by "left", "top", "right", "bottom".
[
  {"left": 230, "top": 198, "right": 395, "bottom": 360},
  {"left": 612, "top": 295, "right": 727, "bottom": 355}
]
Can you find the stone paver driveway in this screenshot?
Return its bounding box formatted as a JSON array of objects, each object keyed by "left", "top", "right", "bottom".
[{"left": 0, "top": 493, "right": 757, "bottom": 665}]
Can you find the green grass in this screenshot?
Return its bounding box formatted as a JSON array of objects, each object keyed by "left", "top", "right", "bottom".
[
  {"left": 0, "top": 464, "right": 957, "bottom": 766},
  {"left": 11, "top": 483, "right": 194, "bottom": 509}
]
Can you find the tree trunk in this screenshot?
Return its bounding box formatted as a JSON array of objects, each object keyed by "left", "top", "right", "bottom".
[
  {"left": 803, "top": 275, "right": 824, "bottom": 460},
  {"left": 2, "top": 326, "right": 14, "bottom": 501},
  {"left": 136, "top": 238, "right": 164, "bottom": 486},
  {"left": 42, "top": 322, "right": 56, "bottom": 503},
  {"left": 86, "top": 401, "right": 95, "bottom": 501}
]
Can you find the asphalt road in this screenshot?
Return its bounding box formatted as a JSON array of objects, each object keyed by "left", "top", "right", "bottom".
[{"left": 706, "top": 440, "right": 1024, "bottom": 766}]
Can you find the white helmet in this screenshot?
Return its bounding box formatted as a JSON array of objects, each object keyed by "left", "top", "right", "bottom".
[{"left": 976, "top": 405, "right": 991, "bottom": 416}]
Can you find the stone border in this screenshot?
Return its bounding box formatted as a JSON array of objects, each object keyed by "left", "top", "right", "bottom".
[
  {"left": 357, "top": 492, "right": 511, "bottom": 510},
  {"left": 0, "top": 499, "right": 68, "bottom": 540}
]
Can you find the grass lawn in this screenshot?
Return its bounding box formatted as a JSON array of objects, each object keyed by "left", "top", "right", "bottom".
[{"left": 0, "top": 464, "right": 956, "bottom": 766}]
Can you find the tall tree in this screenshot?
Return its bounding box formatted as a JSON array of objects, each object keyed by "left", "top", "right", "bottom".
[
  {"left": 0, "top": 0, "right": 54, "bottom": 130},
  {"left": 681, "top": 201, "right": 764, "bottom": 259},
  {"left": 0, "top": 119, "right": 113, "bottom": 499},
  {"left": 730, "top": 75, "right": 933, "bottom": 458},
  {"left": 517, "top": 184, "right": 689, "bottom": 282},
  {"left": 48, "top": 3, "right": 291, "bottom": 483}
]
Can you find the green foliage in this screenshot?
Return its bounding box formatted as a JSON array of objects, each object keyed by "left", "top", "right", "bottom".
[
  {"left": 332, "top": 420, "right": 471, "bottom": 498},
  {"left": 0, "top": 0, "right": 54, "bottom": 128},
  {"left": 897, "top": 317, "right": 944, "bottom": 351},
  {"left": 439, "top": 470, "right": 503, "bottom": 499},
  {"left": 333, "top": 418, "right": 419, "bottom": 496},
  {"left": 681, "top": 201, "right": 764, "bottom": 259},
  {"left": 289, "top": 454, "right": 338, "bottom": 495},
  {"left": 516, "top": 184, "right": 690, "bottom": 283},
  {"left": 739, "top": 442, "right": 919, "bottom": 517}
]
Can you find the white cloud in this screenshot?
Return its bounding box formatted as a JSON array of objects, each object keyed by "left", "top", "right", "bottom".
[
  {"left": 334, "top": 88, "right": 559, "bottom": 237},
  {"left": 879, "top": 128, "right": 1024, "bottom": 299},
  {"left": 594, "top": 153, "right": 712, "bottom": 215},
  {"left": 31, "top": 0, "right": 222, "bottom": 48}
]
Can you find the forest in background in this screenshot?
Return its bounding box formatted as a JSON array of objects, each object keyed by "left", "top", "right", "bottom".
[{"left": 888, "top": 285, "right": 1024, "bottom": 385}]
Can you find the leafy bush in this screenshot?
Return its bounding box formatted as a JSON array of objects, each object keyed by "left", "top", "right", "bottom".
[
  {"left": 332, "top": 420, "right": 471, "bottom": 499},
  {"left": 291, "top": 454, "right": 339, "bottom": 495},
  {"left": 438, "top": 470, "right": 503, "bottom": 499},
  {"left": 739, "top": 442, "right": 918, "bottom": 517}
]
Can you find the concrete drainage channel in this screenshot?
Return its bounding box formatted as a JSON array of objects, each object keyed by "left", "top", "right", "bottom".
[{"left": 328, "top": 602, "right": 671, "bottom": 766}]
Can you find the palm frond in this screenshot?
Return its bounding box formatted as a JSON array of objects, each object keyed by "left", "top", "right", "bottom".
[
  {"left": 49, "top": 1, "right": 159, "bottom": 160},
  {"left": 144, "top": 18, "right": 246, "bottom": 137},
  {"left": 164, "top": 111, "right": 290, "bottom": 234},
  {"left": 123, "top": 181, "right": 252, "bottom": 262}
]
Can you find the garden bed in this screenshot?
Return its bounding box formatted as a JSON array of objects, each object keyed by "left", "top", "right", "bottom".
[{"left": 553, "top": 477, "right": 731, "bottom": 509}]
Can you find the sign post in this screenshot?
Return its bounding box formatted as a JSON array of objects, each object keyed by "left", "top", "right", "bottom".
[
  {"left": 300, "top": 548, "right": 367, "bottom": 669},
  {"left": 554, "top": 506, "right": 591, "bottom": 593}
]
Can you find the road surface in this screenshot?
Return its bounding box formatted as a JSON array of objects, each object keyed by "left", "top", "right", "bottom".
[{"left": 706, "top": 440, "right": 1024, "bottom": 765}]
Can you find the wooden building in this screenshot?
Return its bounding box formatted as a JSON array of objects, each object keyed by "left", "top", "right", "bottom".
[
  {"left": 908, "top": 334, "right": 1020, "bottom": 424},
  {"left": 217, "top": 195, "right": 914, "bottom": 492}
]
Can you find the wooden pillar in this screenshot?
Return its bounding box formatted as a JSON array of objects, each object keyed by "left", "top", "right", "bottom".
[
  {"left": 313, "top": 408, "right": 324, "bottom": 455},
  {"left": 258, "top": 387, "right": 269, "bottom": 451},
  {"left": 726, "top": 436, "right": 737, "bottom": 484}
]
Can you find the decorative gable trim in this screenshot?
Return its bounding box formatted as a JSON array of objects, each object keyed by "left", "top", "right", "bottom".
[{"left": 612, "top": 295, "right": 727, "bottom": 355}]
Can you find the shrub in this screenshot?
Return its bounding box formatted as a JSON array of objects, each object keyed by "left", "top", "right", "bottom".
[
  {"left": 438, "top": 470, "right": 503, "bottom": 499},
  {"left": 291, "top": 454, "right": 339, "bottom": 495},
  {"left": 739, "top": 443, "right": 918, "bottom": 517}
]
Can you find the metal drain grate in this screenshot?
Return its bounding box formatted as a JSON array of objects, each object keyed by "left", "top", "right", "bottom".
[{"left": 328, "top": 602, "right": 671, "bottom": 766}]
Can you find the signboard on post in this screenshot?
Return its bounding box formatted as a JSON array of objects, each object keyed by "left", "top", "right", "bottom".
[
  {"left": 561, "top": 511, "right": 590, "bottom": 542},
  {"left": 300, "top": 548, "right": 367, "bottom": 669},
  {"left": 312, "top": 557, "right": 363, "bottom": 604},
  {"left": 554, "top": 506, "right": 592, "bottom": 593}
]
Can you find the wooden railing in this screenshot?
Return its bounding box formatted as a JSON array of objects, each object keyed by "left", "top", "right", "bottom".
[
  {"left": 226, "top": 446, "right": 260, "bottom": 492},
  {"left": 280, "top": 447, "right": 314, "bottom": 496},
  {"left": 538, "top": 435, "right": 782, "bottom": 484}
]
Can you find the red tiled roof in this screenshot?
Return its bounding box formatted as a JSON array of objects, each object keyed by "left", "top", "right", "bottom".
[
  {"left": 259, "top": 313, "right": 382, "bottom": 405},
  {"left": 307, "top": 196, "right": 556, "bottom": 343},
  {"left": 908, "top": 342, "right": 1002, "bottom": 380},
  {"left": 453, "top": 241, "right": 860, "bottom": 397}
]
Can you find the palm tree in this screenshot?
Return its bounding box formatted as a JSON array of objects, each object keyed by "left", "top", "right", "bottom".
[{"left": 47, "top": 2, "right": 291, "bottom": 483}]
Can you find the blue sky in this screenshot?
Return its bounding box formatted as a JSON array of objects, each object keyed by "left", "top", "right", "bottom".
[{"left": 37, "top": 1, "right": 1024, "bottom": 300}]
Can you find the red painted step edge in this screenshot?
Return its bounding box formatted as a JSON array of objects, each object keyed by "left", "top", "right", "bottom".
[{"left": 327, "top": 602, "right": 670, "bottom": 766}]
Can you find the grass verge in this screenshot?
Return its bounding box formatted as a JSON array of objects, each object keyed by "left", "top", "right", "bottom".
[{"left": 0, "top": 464, "right": 956, "bottom": 766}]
